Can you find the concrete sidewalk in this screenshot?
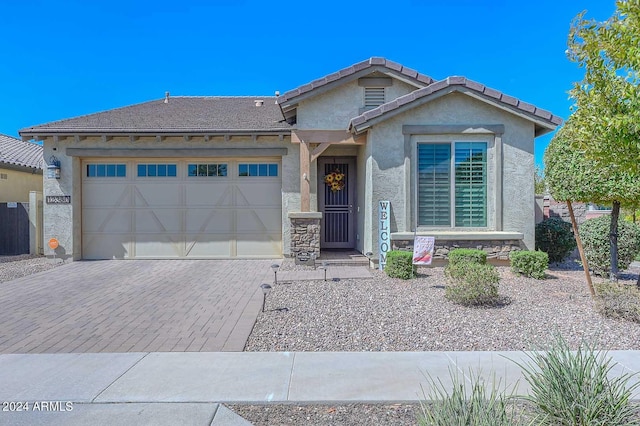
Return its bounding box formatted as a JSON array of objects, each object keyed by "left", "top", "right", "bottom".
[{"left": 1, "top": 350, "right": 639, "bottom": 425}]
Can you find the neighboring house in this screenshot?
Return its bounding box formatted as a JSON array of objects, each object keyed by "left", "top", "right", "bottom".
[
  {"left": 0, "top": 133, "right": 43, "bottom": 202},
  {"left": 19, "top": 57, "right": 561, "bottom": 261}
]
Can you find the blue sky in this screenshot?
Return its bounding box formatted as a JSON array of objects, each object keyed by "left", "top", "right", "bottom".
[{"left": 0, "top": 1, "right": 616, "bottom": 168}]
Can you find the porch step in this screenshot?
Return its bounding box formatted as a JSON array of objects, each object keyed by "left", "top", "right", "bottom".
[{"left": 315, "top": 255, "right": 370, "bottom": 267}]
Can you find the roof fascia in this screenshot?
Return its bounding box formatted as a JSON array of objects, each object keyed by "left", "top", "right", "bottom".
[
  {"left": 0, "top": 162, "right": 43, "bottom": 174},
  {"left": 278, "top": 66, "right": 428, "bottom": 113},
  {"left": 350, "top": 87, "right": 560, "bottom": 135},
  {"left": 20, "top": 129, "right": 292, "bottom": 142}
]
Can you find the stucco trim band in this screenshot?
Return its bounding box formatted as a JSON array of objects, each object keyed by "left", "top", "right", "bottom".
[{"left": 65, "top": 148, "right": 288, "bottom": 157}]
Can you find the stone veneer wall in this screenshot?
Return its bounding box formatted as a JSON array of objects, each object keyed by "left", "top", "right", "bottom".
[
  {"left": 392, "top": 239, "right": 523, "bottom": 261},
  {"left": 289, "top": 217, "right": 321, "bottom": 257}
]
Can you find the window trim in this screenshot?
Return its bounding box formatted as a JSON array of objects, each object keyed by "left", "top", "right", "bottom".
[{"left": 414, "top": 136, "right": 492, "bottom": 230}]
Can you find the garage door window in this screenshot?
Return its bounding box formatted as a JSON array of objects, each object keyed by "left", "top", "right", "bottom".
[
  {"left": 87, "top": 163, "right": 126, "bottom": 177},
  {"left": 188, "top": 163, "right": 228, "bottom": 177},
  {"left": 238, "top": 163, "right": 278, "bottom": 177},
  {"left": 137, "top": 164, "right": 177, "bottom": 177}
]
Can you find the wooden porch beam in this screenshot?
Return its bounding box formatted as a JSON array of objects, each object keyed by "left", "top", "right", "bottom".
[
  {"left": 292, "top": 130, "right": 365, "bottom": 145},
  {"left": 300, "top": 140, "right": 311, "bottom": 212},
  {"left": 310, "top": 142, "right": 331, "bottom": 162}
]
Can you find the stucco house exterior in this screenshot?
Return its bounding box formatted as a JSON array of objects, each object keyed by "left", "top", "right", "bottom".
[
  {"left": 19, "top": 58, "right": 561, "bottom": 261},
  {"left": 0, "top": 134, "right": 43, "bottom": 202}
]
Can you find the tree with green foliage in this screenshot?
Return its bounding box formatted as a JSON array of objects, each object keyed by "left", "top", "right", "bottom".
[
  {"left": 545, "top": 125, "right": 640, "bottom": 280},
  {"left": 555, "top": 0, "right": 640, "bottom": 280}
]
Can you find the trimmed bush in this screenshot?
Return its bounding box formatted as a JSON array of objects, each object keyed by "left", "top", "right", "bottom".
[
  {"left": 510, "top": 250, "right": 548, "bottom": 279},
  {"left": 535, "top": 217, "right": 576, "bottom": 262},
  {"left": 447, "top": 248, "right": 487, "bottom": 266},
  {"left": 445, "top": 262, "right": 501, "bottom": 306},
  {"left": 595, "top": 283, "right": 640, "bottom": 323},
  {"left": 515, "top": 334, "right": 640, "bottom": 426},
  {"left": 384, "top": 250, "right": 416, "bottom": 279},
  {"left": 579, "top": 216, "right": 640, "bottom": 275}
]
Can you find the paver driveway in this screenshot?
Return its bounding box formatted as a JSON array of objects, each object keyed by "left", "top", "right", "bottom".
[{"left": 0, "top": 260, "right": 275, "bottom": 353}]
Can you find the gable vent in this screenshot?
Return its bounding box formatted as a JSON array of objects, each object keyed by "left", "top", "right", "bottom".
[
  {"left": 0, "top": 173, "right": 7, "bottom": 180},
  {"left": 364, "top": 87, "right": 385, "bottom": 109}
]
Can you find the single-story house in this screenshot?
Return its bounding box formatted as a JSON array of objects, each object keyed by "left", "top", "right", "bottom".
[
  {"left": 0, "top": 133, "right": 43, "bottom": 202},
  {"left": 19, "top": 57, "right": 561, "bottom": 261}
]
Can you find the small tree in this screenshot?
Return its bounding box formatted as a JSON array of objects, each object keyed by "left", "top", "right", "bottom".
[
  {"left": 544, "top": 125, "right": 640, "bottom": 281},
  {"left": 555, "top": 1, "right": 640, "bottom": 280}
]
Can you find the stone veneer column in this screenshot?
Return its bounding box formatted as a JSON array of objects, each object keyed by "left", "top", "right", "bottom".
[{"left": 287, "top": 212, "right": 322, "bottom": 257}]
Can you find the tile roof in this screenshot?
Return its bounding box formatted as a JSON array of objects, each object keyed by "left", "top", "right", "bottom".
[
  {"left": 349, "top": 76, "right": 563, "bottom": 132},
  {"left": 20, "top": 97, "right": 292, "bottom": 135},
  {"left": 276, "top": 57, "right": 434, "bottom": 105},
  {"left": 0, "top": 133, "right": 43, "bottom": 170}
]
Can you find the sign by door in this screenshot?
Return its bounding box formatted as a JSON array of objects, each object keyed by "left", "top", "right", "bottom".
[{"left": 378, "top": 201, "right": 390, "bottom": 270}]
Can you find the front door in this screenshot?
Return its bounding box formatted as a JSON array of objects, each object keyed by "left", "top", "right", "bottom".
[{"left": 318, "top": 157, "right": 356, "bottom": 249}]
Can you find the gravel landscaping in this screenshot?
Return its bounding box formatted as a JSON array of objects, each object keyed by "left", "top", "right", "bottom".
[
  {"left": 237, "top": 262, "right": 640, "bottom": 425},
  {"left": 0, "top": 255, "right": 63, "bottom": 283},
  {"left": 245, "top": 263, "right": 640, "bottom": 352}
]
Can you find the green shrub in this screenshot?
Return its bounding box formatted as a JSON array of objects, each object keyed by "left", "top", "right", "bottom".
[
  {"left": 418, "top": 367, "right": 520, "bottom": 426},
  {"left": 515, "top": 334, "right": 640, "bottom": 426},
  {"left": 445, "top": 262, "right": 501, "bottom": 306},
  {"left": 447, "top": 248, "right": 487, "bottom": 266},
  {"left": 579, "top": 216, "right": 640, "bottom": 275},
  {"left": 510, "top": 250, "right": 548, "bottom": 279},
  {"left": 595, "top": 283, "right": 640, "bottom": 323},
  {"left": 384, "top": 250, "right": 416, "bottom": 279},
  {"left": 535, "top": 217, "right": 577, "bottom": 262}
]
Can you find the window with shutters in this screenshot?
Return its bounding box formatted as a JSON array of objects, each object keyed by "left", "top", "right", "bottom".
[
  {"left": 364, "top": 87, "right": 385, "bottom": 109},
  {"left": 418, "top": 142, "right": 487, "bottom": 227}
]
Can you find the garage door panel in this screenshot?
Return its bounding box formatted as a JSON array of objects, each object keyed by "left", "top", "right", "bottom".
[
  {"left": 82, "top": 234, "right": 131, "bottom": 260},
  {"left": 135, "top": 209, "right": 182, "bottom": 233},
  {"left": 185, "top": 184, "right": 232, "bottom": 206},
  {"left": 83, "top": 209, "right": 133, "bottom": 233},
  {"left": 235, "top": 183, "right": 281, "bottom": 206},
  {"left": 134, "top": 234, "right": 183, "bottom": 258},
  {"left": 237, "top": 233, "right": 281, "bottom": 257},
  {"left": 185, "top": 209, "right": 234, "bottom": 233},
  {"left": 134, "top": 185, "right": 181, "bottom": 207},
  {"left": 235, "top": 209, "right": 281, "bottom": 233},
  {"left": 83, "top": 184, "right": 131, "bottom": 207},
  {"left": 185, "top": 235, "right": 233, "bottom": 257}
]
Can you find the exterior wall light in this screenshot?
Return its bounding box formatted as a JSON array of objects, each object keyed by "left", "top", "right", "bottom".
[{"left": 47, "top": 156, "right": 61, "bottom": 179}]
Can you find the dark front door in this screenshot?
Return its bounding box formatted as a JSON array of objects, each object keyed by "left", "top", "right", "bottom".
[{"left": 318, "top": 157, "right": 356, "bottom": 249}]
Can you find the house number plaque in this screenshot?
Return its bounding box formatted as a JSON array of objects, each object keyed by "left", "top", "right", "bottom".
[{"left": 46, "top": 195, "right": 71, "bottom": 204}]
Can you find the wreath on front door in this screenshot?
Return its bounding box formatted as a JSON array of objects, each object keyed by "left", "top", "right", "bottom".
[{"left": 324, "top": 168, "right": 345, "bottom": 192}]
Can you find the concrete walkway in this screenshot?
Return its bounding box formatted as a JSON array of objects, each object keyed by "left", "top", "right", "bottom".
[{"left": 1, "top": 350, "right": 639, "bottom": 425}]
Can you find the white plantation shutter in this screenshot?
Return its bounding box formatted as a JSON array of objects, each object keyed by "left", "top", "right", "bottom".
[
  {"left": 418, "top": 144, "right": 451, "bottom": 226},
  {"left": 454, "top": 142, "right": 487, "bottom": 227}
]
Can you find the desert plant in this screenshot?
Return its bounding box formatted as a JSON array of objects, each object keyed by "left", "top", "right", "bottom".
[
  {"left": 447, "top": 248, "right": 487, "bottom": 266},
  {"left": 579, "top": 216, "right": 640, "bottom": 275},
  {"left": 595, "top": 283, "right": 640, "bottom": 323},
  {"left": 510, "top": 251, "right": 548, "bottom": 279},
  {"left": 445, "top": 262, "right": 501, "bottom": 306},
  {"left": 535, "top": 217, "right": 577, "bottom": 263},
  {"left": 384, "top": 250, "right": 416, "bottom": 279},
  {"left": 515, "top": 334, "right": 640, "bottom": 426},
  {"left": 418, "top": 367, "right": 521, "bottom": 426}
]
